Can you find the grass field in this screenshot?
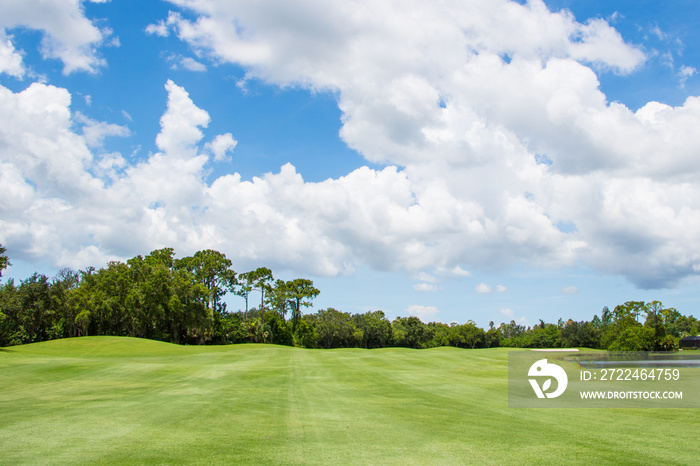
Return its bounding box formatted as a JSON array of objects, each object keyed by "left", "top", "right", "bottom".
[{"left": 1, "top": 337, "right": 697, "bottom": 464}]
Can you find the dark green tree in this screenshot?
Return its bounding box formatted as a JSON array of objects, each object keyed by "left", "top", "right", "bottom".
[
  {"left": 392, "top": 316, "right": 429, "bottom": 349},
  {"left": 600, "top": 301, "right": 644, "bottom": 350},
  {"left": 284, "top": 279, "right": 319, "bottom": 332},
  {"left": 448, "top": 321, "right": 486, "bottom": 349},
  {"left": 0, "top": 279, "right": 19, "bottom": 345},
  {"left": 235, "top": 271, "right": 256, "bottom": 319},
  {"left": 294, "top": 318, "right": 316, "bottom": 348},
  {"left": 16, "top": 274, "right": 53, "bottom": 344},
  {"left": 247, "top": 267, "right": 273, "bottom": 329},
  {"left": 560, "top": 320, "right": 600, "bottom": 348},
  {"left": 176, "top": 249, "right": 237, "bottom": 315},
  {"left": 353, "top": 311, "right": 392, "bottom": 349},
  {"left": 311, "top": 308, "right": 358, "bottom": 349},
  {"left": 268, "top": 279, "right": 291, "bottom": 317},
  {"left": 0, "top": 244, "right": 10, "bottom": 278}
]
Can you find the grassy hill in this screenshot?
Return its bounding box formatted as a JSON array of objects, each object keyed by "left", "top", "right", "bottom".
[{"left": 0, "top": 337, "right": 697, "bottom": 464}]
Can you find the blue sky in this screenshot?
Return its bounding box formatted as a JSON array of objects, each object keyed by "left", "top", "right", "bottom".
[{"left": 1, "top": 0, "right": 700, "bottom": 328}]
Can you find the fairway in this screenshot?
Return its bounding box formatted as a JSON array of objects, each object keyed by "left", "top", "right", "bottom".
[{"left": 0, "top": 338, "right": 697, "bottom": 464}]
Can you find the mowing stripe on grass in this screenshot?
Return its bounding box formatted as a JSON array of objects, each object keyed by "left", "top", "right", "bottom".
[{"left": 0, "top": 337, "right": 697, "bottom": 464}]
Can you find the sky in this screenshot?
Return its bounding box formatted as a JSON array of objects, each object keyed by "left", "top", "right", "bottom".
[{"left": 1, "top": 0, "right": 700, "bottom": 328}]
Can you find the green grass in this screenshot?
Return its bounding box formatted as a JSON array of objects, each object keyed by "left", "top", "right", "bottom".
[{"left": 0, "top": 337, "right": 697, "bottom": 464}]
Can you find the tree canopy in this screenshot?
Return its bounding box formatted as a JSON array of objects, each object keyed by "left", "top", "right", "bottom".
[
  {"left": 1, "top": 247, "right": 698, "bottom": 350},
  {"left": 0, "top": 244, "right": 10, "bottom": 278}
]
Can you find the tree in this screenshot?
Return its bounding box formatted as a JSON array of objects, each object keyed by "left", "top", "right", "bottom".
[
  {"left": 613, "top": 301, "right": 645, "bottom": 324},
  {"left": 312, "top": 308, "right": 358, "bottom": 349},
  {"left": 268, "top": 279, "right": 291, "bottom": 317},
  {"left": 497, "top": 320, "right": 527, "bottom": 341},
  {"left": 15, "top": 274, "right": 53, "bottom": 343},
  {"left": 167, "top": 266, "right": 210, "bottom": 344},
  {"left": 560, "top": 320, "right": 599, "bottom": 348},
  {"left": 600, "top": 301, "right": 645, "bottom": 350},
  {"left": 607, "top": 326, "right": 655, "bottom": 351},
  {"left": 294, "top": 318, "right": 316, "bottom": 348},
  {"left": 264, "top": 310, "right": 293, "bottom": 346},
  {"left": 0, "top": 244, "right": 10, "bottom": 278},
  {"left": 247, "top": 267, "right": 273, "bottom": 327},
  {"left": 235, "top": 271, "right": 256, "bottom": 319},
  {"left": 0, "top": 279, "right": 19, "bottom": 345},
  {"left": 283, "top": 279, "right": 319, "bottom": 332},
  {"left": 425, "top": 322, "right": 450, "bottom": 348},
  {"left": 524, "top": 323, "right": 562, "bottom": 348},
  {"left": 353, "top": 311, "right": 392, "bottom": 349},
  {"left": 176, "top": 249, "right": 237, "bottom": 315},
  {"left": 50, "top": 268, "right": 81, "bottom": 339},
  {"left": 448, "top": 321, "right": 486, "bottom": 349},
  {"left": 600, "top": 306, "right": 612, "bottom": 327},
  {"left": 392, "top": 316, "right": 429, "bottom": 349},
  {"left": 484, "top": 326, "right": 500, "bottom": 348}
]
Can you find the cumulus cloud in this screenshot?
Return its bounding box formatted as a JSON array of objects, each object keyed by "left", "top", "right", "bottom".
[
  {"left": 406, "top": 305, "right": 439, "bottom": 321},
  {"left": 156, "top": 80, "right": 211, "bottom": 159},
  {"left": 0, "top": 32, "right": 25, "bottom": 77},
  {"left": 444, "top": 266, "right": 471, "bottom": 277},
  {"left": 74, "top": 112, "right": 131, "bottom": 149},
  {"left": 146, "top": 20, "right": 170, "bottom": 38},
  {"left": 205, "top": 133, "right": 237, "bottom": 161},
  {"left": 413, "top": 283, "right": 438, "bottom": 292},
  {"left": 475, "top": 283, "right": 492, "bottom": 294},
  {"left": 476, "top": 283, "right": 506, "bottom": 294},
  {"left": 0, "top": 0, "right": 109, "bottom": 74},
  {"left": 3, "top": 0, "right": 700, "bottom": 291},
  {"left": 0, "top": 80, "right": 208, "bottom": 266},
  {"left": 167, "top": 53, "right": 207, "bottom": 72},
  {"left": 414, "top": 272, "right": 438, "bottom": 283}
]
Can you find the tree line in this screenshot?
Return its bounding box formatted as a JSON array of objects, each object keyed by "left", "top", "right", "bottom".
[{"left": 0, "top": 245, "right": 698, "bottom": 350}]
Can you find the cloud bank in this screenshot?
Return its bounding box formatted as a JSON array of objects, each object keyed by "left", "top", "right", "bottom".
[
  {"left": 0, "top": 0, "right": 110, "bottom": 75},
  {"left": 2, "top": 0, "right": 700, "bottom": 290}
]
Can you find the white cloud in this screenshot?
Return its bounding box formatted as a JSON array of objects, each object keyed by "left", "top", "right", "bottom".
[
  {"left": 146, "top": 20, "right": 170, "bottom": 38},
  {"left": 167, "top": 53, "right": 207, "bottom": 72},
  {"left": 3, "top": 0, "right": 700, "bottom": 291},
  {"left": 679, "top": 65, "right": 696, "bottom": 88},
  {"left": 0, "top": 0, "right": 109, "bottom": 74},
  {"left": 74, "top": 112, "right": 131, "bottom": 149},
  {"left": 180, "top": 56, "right": 207, "bottom": 72},
  {"left": 406, "top": 305, "right": 439, "bottom": 321},
  {"left": 0, "top": 32, "right": 24, "bottom": 77},
  {"left": 205, "top": 133, "right": 237, "bottom": 161},
  {"left": 445, "top": 266, "right": 471, "bottom": 277},
  {"left": 476, "top": 283, "right": 506, "bottom": 294},
  {"left": 561, "top": 286, "right": 578, "bottom": 294},
  {"left": 413, "top": 283, "right": 438, "bottom": 292},
  {"left": 475, "top": 283, "right": 492, "bottom": 294},
  {"left": 415, "top": 272, "right": 439, "bottom": 283},
  {"left": 500, "top": 308, "right": 514, "bottom": 317},
  {"left": 0, "top": 83, "right": 98, "bottom": 195},
  {"left": 156, "top": 80, "right": 211, "bottom": 159},
  {"left": 650, "top": 25, "right": 667, "bottom": 41}
]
